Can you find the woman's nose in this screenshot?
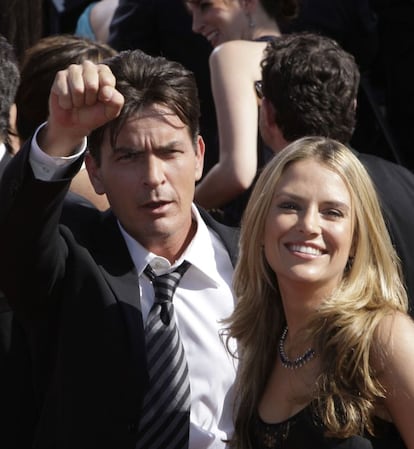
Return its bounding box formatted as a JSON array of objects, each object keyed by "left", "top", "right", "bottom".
[
  {"left": 298, "top": 208, "right": 320, "bottom": 235},
  {"left": 191, "top": 10, "right": 204, "bottom": 34}
]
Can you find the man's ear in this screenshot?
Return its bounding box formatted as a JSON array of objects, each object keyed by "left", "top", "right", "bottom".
[
  {"left": 85, "top": 152, "right": 105, "bottom": 195},
  {"left": 8, "top": 103, "right": 20, "bottom": 154},
  {"left": 194, "top": 135, "right": 205, "bottom": 182},
  {"left": 261, "top": 97, "right": 276, "bottom": 129},
  {"left": 259, "top": 98, "right": 288, "bottom": 154}
]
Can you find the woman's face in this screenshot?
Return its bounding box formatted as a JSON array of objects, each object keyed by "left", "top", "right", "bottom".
[
  {"left": 263, "top": 158, "right": 354, "bottom": 295},
  {"left": 186, "top": 0, "right": 247, "bottom": 47}
]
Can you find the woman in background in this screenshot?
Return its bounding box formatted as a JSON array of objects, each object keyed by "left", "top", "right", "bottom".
[
  {"left": 186, "top": 0, "right": 298, "bottom": 225},
  {"left": 15, "top": 34, "right": 116, "bottom": 210},
  {"left": 75, "top": 0, "right": 119, "bottom": 43}
]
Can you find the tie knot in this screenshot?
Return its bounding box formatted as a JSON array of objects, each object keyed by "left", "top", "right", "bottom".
[{"left": 144, "top": 260, "right": 191, "bottom": 305}]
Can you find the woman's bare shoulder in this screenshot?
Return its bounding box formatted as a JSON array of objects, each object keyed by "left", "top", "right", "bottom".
[
  {"left": 376, "top": 311, "right": 414, "bottom": 347},
  {"left": 209, "top": 40, "right": 268, "bottom": 79},
  {"left": 372, "top": 311, "right": 414, "bottom": 373},
  {"left": 211, "top": 39, "right": 268, "bottom": 62}
]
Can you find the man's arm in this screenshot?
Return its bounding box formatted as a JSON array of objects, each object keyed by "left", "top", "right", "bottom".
[{"left": 0, "top": 61, "right": 124, "bottom": 311}]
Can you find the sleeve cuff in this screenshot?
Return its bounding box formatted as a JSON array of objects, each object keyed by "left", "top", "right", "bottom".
[{"left": 30, "top": 122, "right": 88, "bottom": 181}]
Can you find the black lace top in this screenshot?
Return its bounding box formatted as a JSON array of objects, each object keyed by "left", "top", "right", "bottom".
[{"left": 251, "top": 405, "right": 406, "bottom": 449}]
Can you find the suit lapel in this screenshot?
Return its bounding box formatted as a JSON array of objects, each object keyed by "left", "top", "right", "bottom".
[
  {"left": 198, "top": 207, "right": 240, "bottom": 267},
  {"left": 93, "top": 212, "right": 148, "bottom": 379}
]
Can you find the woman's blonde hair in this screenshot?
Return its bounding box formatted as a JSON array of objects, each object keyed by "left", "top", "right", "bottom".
[{"left": 226, "top": 137, "right": 408, "bottom": 448}]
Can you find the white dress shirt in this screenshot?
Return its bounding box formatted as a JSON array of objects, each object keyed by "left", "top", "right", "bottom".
[
  {"left": 0, "top": 142, "right": 6, "bottom": 162},
  {"left": 29, "top": 129, "right": 237, "bottom": 448}
]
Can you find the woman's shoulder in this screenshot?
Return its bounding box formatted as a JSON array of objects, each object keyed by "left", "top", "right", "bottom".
[
  {"left": 371, "top": 311, "right": 414, "bottom": 368},
  {"left": 209, "top": 40, "right": 269, "bottom": 82},
  {"left": 375, "top": 311, "right": 414, "bottom": 350},
  {"left": 210, "top": 39, "right": 268, "bottom": 63},
  {"left": 372, "top": 311, "right": 414, "bottom": 448},
  {"left": 372, "top": 310, "right": 414, "bottom": 397}
]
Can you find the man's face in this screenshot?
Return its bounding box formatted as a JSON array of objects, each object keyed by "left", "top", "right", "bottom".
[{"left": 86, "top": 104, "right": 205, "bottom": 260}]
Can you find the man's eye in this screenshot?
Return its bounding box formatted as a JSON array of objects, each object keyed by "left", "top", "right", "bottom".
[
  {"left": 161, "top": 149, "right": 182, "bottom": 158},
  {"left": 199, "top": 1, "right": 212, "bottom": 12},
  {"left": 118, "top": 152, "right": 137, "bottom": 161}
]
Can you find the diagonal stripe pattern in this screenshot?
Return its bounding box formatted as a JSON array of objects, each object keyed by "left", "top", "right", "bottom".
[{"left": 136, "top": 261, "right": 191, "bottom": 449}]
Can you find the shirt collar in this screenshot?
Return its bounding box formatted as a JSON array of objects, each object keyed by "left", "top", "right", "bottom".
[
  {"left": 118, "top": 204, "right": 221, "bottom": 287},
  {"left": 0, "top": 143, "right": 6, "bottom": 162}
]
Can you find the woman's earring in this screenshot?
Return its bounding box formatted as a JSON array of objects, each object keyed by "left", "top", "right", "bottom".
[
  {"left": 345, "top": 257, "right": 354, "bottom": 272},
  {"left": 247, "top": 13, "right": 255, "bottom": 29}
]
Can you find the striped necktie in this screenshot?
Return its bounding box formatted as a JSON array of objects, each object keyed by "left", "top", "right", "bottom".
[{"left": 136, "top": 261, "right": 191, "bottom": 449}]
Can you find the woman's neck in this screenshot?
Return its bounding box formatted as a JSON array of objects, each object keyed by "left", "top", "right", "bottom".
[
  {"left": 250, "top": 7, "right": 282, "bottom": 41},
  {"left": 279, "top": 281, "right": 332, "bottom": 335},
  {"left": 251, "top": 24, "right": 281, "bottom": 41}
]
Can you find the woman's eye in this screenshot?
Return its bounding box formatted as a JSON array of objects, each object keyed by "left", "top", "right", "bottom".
[
  {"left": 278, "top": 202, "right": 298, "bottom": 211},
  {"left": 325, "top": 209, "right": 344, "bottom": 218}
]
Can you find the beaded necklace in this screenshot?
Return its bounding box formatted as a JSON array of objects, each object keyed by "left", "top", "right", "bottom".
[{"left": 278, "top": 326, "right": 315, "bottom": 369}]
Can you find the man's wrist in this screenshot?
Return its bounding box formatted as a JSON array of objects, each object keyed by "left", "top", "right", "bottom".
[
  {"left": 37, "top": 121, "right": 88, "bottom": 158},
  {"left": 30, "top": 123, "right": 87, "bottom": 181}
]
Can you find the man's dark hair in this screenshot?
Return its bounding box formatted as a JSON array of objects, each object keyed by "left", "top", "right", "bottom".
[
  {"left": 0, "top": 34, "right": 20, "bottom": 146},
  {"left": 261, "top": 32, "right": 360, "bottom": 143},
  {"left": 88, "top": 49, "right": 201, "bottom": 164}
]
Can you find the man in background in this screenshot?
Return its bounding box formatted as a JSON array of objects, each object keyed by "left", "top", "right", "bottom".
[{"left": 258, "top": 32, "right": 414, "bottom": 310}]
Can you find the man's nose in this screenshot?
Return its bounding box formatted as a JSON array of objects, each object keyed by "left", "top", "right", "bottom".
[{"left": 142, "top": 156, "right": 165, "bottom": 188}]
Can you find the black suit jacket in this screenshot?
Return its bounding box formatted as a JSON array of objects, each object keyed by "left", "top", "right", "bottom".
[
  {"left": 0, "top": 142, "right": 239, "bottom": 449},
  {"left": 0, "top": 148, "right": 101, "bottom": 448},
  {"left": 356, "top": 151, "right": 414, "bottom": 311}
]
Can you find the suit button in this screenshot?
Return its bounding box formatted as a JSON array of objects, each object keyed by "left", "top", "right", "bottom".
[{"left": 127, "top": 423, "right": 138, "bottom": 433}]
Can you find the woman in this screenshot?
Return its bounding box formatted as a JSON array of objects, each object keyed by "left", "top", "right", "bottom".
[
  {"left": 15, "top": 34, "right": 117, "bottom": 211},
  {"left": 75, "top": 0, "right": 119, "bottom": 43},
  {"left": 226, "top": 136, "right": 414, "bottom": 448},
  {"left": 186, "top": 0, "right": 298, "bottom": 225}
]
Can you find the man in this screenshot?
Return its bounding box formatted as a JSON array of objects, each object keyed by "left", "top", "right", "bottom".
[
  {"left": 372, "top": 0, "right": 414, "bottom": 172},
  {"left": 284, "top": 0, "right": 407, "bottom": 168},
  {"left": 258, "top": 32, "right": 414, "bottom": 309},
  {"left": 0, "top": 34, "right": 38, "bottom": 449},
  {"left": 0, "top": 33, "right": 106, "bottom": 449},
  {"left": 0, "top": 50, "right": 237, "bottom": 448},
  {"left": 0, "top": 34, "right": 20, "bottom": 175}
]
